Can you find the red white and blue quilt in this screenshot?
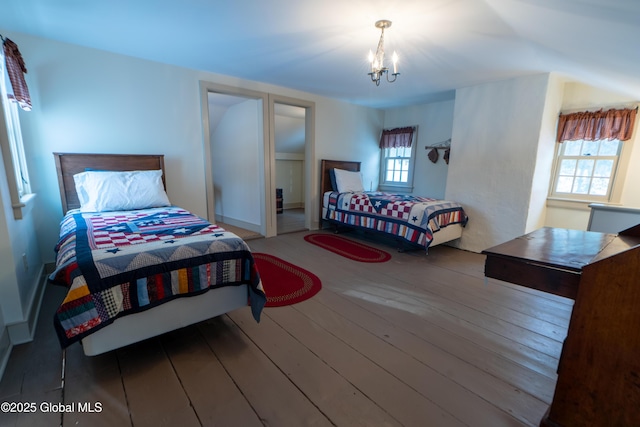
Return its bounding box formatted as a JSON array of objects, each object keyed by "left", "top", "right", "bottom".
[
  {"left": 49, "top": 206, "right": 266, "bottom": 348},
  {"left": 323, "top": 191, "right": 468, "bottom": 249}
]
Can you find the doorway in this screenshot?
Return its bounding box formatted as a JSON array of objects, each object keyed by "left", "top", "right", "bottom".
[
  {"left": 200, "top": 82, "right": 268, "bottom": 238},
  {"left": 274, "top": 103, "right": 306, "bottom": 234},
  {"left": 268, "top": 95, "right": 316, "bottom": 236},
  {"left": 200, "top": 82, "right": 315, "bottom": 239}
]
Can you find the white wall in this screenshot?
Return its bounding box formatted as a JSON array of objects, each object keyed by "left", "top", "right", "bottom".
[
  {"left": 0, "top": 29, "right": 384, "bottom": 263},
  {"left": 446, "top": 74, "right": 554, "bottom": 252},
  {"left": 525, "top": 75, "right": 565, "bottom": 232},
  {"left": 275, "top": 158, "right": 304, "bottom": 209},
  {"left": 211, "top": 98, "right": 263, "bottom": 231},
  {"left": 383, "top": 100, "right": 455, "bottom": 198},
  {"left": 0, "top": 303, "right": 9, "bottom": 379},
  {"left": 313, "top": 100, "right": 384, "bottom": 198}
]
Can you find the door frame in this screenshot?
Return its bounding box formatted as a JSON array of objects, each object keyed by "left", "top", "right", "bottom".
[
  {"left": 199, "top": 81, "right": 269, "bottom": 235},
  {"left": 199, "top": 81, "right": 316, "bottom": 237}
]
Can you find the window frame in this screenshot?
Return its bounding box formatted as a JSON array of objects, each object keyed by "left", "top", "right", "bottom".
[
  {"left": 0, "top": 47, "right": 32, "bottom": 219},
  {"left": 378, "top": 126, "right": 417, "bottom": 193},
  {"left": 549, "top": 138, "right": 627, "bottom": 204}
]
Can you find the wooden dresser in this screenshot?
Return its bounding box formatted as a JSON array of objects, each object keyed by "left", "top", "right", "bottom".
[{"left": 482, "top": 225, "right": 640, "bottom": 427}]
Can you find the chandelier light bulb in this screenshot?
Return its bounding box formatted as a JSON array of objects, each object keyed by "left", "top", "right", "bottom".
[{"left": 392, "top": 51, "right": 399, "bottom": 74}]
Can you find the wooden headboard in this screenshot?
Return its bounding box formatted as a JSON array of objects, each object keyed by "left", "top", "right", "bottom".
[
  {"left": 54, "top": 153, "right": 166, "bottom": 214},
  {"left": 319, "top": 159, "right": 361, "bottom": 226},
  {"left": 320, "top": 159, "right": 361, "bottom": 195}
]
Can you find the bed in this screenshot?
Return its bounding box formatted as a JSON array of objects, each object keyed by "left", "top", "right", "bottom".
[
  {"left": 49, "top": 153, "right": 266, "bottom": 356},
  {"left": 319, "top": 159, "right": 468, "bottom": 251}
]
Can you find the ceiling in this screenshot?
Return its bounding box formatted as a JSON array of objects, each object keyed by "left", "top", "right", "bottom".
[{"left": 1, "top": 0, "right": 640, "bottom": 109}]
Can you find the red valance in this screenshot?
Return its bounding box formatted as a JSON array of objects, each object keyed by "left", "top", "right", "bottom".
[
  {"left": 556, "top": 108, "right": 637, "bottom": 142},
  {"left": 379, "top": 126, "right": 415, "bottom": 149},
  {"left": 2, "top": 37, "right": 31, "bottom": 111}
]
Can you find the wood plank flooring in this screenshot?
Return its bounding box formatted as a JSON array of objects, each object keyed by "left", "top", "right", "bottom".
[
  {"left": 0, "top": 230, "right": 572, "bottom": 426},
  {"left": 277, "top": 208, "right": 306, "bottom": 234}
]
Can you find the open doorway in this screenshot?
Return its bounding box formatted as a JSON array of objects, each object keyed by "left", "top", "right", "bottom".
[
  {"left": 268, "top": 95, "right": 316, "bottom": 237},
  {"left": 200, "top": 83, "right": 316, "bottom": 239},
  {"left": 200, "top": 82, "right": 268, "bottom": 239},
  {"left": 208, "top": 91, "right": 264, "bottom": 239},
  {"left": 274, "top": 103, "right": 306, "bottom": 234}
]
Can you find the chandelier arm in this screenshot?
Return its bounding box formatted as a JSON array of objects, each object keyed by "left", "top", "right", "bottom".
[
  {"left": 386, "top": 72, "right": 399, "bottom": 83},
  {"left": 369, "top": 71, "right": 382, "bottom": 86}
]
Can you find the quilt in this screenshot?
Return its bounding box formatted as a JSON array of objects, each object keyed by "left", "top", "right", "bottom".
[
  {"left": 323, "top": 191, "right": 468, "bottom": 249},
  {"left": 49, "top": 206, "right": 266, "bottom": 348}
]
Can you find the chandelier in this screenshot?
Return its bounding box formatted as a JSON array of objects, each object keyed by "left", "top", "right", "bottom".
[{"left": 367, "top": 20, "right": 399, "bottom": 86}]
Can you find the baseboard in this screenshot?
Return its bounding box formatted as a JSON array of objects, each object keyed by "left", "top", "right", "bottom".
[
  {"left": 0, "top": 326, "right": 12, "bottom": 383},
  {"left": 214, "top": 215, "right": 261, "bottom": 233},
  {"left": 7, "top": 264, "right": 46, "bottom": 345},
  {"left": 283, "top": 202, "right": 304, "bottom": 210}
]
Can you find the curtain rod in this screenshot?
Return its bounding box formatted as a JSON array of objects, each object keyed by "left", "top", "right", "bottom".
[
  {"left": 559, "top": 104, "right": 639, "bottom": 115},
  {"left": 425, "top": 138, "right": 451, "bottom": 149}
]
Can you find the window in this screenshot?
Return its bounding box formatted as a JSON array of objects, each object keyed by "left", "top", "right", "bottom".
[
  {"left": 550, "top": 107, "right": 636, "bottom": 204},
  {"left": 382, "top": 145, "right": 412, "bottom": 184},
  {"left": 379, "top": 126, "right": 416, "bottom": 192},
  {"left": 550, "top": 139, "right": 621, "bottom": 201},
  {"left": 2, "top": 95, "right": 30, "bottom": 197},
  {"left": 0, "top": 38, "right": 32, "bottom": 219}
]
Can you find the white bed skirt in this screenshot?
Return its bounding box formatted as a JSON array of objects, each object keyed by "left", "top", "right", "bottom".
[
  {"left": 321, "top": 206, "right": 463, "bottom": 250},
  {"left": 80, "top": 284, "right": 249, "bottom": 356}
]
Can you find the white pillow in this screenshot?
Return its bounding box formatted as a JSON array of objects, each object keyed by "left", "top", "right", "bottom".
[
  {"left": 333, "top": 168, "right": 365, "bottom": 193},
  {"left": 74, "top": 170, "right": 171, "bottom": 212}
]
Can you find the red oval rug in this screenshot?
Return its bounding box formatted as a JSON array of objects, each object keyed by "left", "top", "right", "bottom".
[
  {"left": 303, "top": 233, "right": 391, "bottom": 263},
  {"left": 253, "top": 253, "right": 322, "bottom": 307}
]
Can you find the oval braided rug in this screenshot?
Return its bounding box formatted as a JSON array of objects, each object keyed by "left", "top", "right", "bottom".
[
  {"left": 253, "top": 253, "right": 321, "bottom": 307},
  {"left": 303, "top": 233, "right": 391, "bottom": 263}
]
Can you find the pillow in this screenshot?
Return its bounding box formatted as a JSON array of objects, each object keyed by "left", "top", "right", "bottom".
[
  {"left": 73, "top": 169, "right": 171, "bottom": 212},
  {"left": 333, "top": 168, "right": 365, "bottom": 193},
  {"left": 329, "top": 168, "right": 338, "bottom": 191}
]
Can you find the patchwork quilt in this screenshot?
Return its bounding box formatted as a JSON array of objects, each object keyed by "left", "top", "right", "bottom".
[
  {"left": 323, "top": 191, "right": 468, "bottom": 249},
  {"left": 49, "top": 206, "right": 266, "bottom": 348}
]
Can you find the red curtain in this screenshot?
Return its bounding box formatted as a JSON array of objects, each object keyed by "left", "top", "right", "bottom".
[
  {"left": 556, "top": 108, "right": 637, "bottom": 142},
  {"left": 379, "top": 126, "right": 415, "bottom": 148},
  {"left": 2, "top": 37, "right": 31, "bottom": 111}
]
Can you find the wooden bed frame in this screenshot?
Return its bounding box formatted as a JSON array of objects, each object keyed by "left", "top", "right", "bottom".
[
  {"left": 52, "top": 153, "right": 249, "bottom": 355},
  {"left": 319, "top": 158, "right": 464, "bottom": 250}
]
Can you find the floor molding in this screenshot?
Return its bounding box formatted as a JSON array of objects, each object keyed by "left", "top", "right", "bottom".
[
  {"left": 7, "top": 265, "right": 46, "bottom": 345},
  {"left": 0, "top": 323, "right": 12, "bottom": 382}
]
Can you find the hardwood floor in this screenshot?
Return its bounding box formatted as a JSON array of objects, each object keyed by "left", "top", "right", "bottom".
[
  {"left": 0, "top": 231, "right": 572, "bottom": 426},
  {"left": 213, "top": 221, "right": 262, "bottom": 241},
  {"left": 277, "top": 208, "right": 306, "bottom": 234},
  {"left": 215, "top": 208, "right": 306, "bottom": 239}
]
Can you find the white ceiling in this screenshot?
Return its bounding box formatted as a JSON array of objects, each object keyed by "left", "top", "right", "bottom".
[{"left": 2, "top": 0, "right": 640, "bottom": 109}]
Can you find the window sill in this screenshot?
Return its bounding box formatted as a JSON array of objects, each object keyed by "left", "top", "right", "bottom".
[
  {"left": 12, "top": 192, "right": 36, "bottom": 220},
  {"left": 546, "top": 197, "right": 614, "bottom": 211},
  {"left": 378, "top": 184, "right": 413, "bottom": 193}
]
